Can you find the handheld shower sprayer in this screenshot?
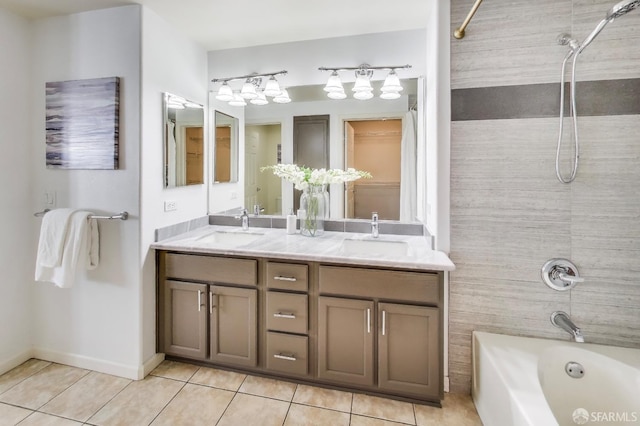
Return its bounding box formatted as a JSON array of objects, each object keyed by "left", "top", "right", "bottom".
[{"left": 555, "top": 0, "right": 640, "bottom": 184}]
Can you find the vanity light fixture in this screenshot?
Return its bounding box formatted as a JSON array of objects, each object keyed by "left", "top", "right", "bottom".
[
  {"left": 318, "top": 64, "right": 411, "bottom": 100},
  {"left": 212, "top": 70, "right": 288, "bottom": 107}
]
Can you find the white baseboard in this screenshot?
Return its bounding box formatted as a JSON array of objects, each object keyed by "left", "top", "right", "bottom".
[
  {"left": 33, "top": 348, "right": 141, "bottom": 380},
  {"left": 0, "top": 349, "right": 35, "bottom": 375},
  {"left": 141, "top": 353, "right": 165, "bottom": 379}
]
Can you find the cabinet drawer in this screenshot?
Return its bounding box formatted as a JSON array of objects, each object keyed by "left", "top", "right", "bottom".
[
  {"left": 165, "top": 253, "right": 257, "bottom": 286},
  {"left": 319, "top": 265, "right": 440, "bottom": 305},
  {"left": 266, "top": 332, "right": 308, "bottom": 376},
  {"left": 266, "top": 262, "right": 308, "bottom": 292},
  {"left": 266, "top": 292, "right": 308, "bottom": 334}
]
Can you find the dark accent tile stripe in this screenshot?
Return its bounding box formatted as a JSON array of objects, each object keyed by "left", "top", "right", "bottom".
[{"left": 452, "top": 78, "right": 640, "bottom": 121}]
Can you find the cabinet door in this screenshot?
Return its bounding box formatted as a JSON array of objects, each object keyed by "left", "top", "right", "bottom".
[
  {"left": 209, "top": 285, "right": 257, "bottom": 367},
  {"left": 317, "top": 296, "right": 374, "bottom": 386},
  {"left": 378, "top": 303, "right": 440, "bottom": 398},
  {"left": 162, "top": 280, "right": 208, "bottom": 359}
]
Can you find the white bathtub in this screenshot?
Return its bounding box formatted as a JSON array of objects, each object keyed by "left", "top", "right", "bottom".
[{"left": 472, "top": 331, "right": 640, "bottom": 426}]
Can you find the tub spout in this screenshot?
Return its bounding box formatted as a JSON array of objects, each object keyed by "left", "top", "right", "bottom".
[{"left": 551, "top": 311, "right": 584, "bottom": 343}]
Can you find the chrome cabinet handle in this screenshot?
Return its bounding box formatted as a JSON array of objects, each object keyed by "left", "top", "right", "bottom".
[
  {"left": 198, "top": 290, "right": 202, "bottom": 312},
  {"left": 273, "top": 312, "right": 296, "bottom": 319},
  {"left": 367, "top": 308, "right": 371, "bottom": 334},
  {"left": 209, "top": 292, "right": 213, "bottom": 314},
  {"left": 274, "top": 353, "right": 297, "bottom": 361},
  {"left": 382, "top": 310, "right": 387, "bottom": 336},
  {"left": 274, "top": 276, "right": 297, "bottom": 282}
]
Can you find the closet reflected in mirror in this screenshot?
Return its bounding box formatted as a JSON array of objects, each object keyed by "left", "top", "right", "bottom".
[
  {"left": 214, "top": 111, "right": 239, "bottom": 183},
  {"left": 163, "top": 93, "right": 204, "bottom": 187}
]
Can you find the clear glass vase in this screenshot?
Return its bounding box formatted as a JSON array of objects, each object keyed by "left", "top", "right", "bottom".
[{"left": 299, "top": 185, "right": 326, "bottom": 237}]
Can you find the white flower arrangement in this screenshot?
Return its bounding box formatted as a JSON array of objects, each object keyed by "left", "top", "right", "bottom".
[{"left": 262, "top": 164, "right": 371, "bottom": 191}]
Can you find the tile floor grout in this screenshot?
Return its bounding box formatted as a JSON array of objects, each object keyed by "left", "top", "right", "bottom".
[{"left": 0, "top": 359, "right": 483, "bottom": 426}]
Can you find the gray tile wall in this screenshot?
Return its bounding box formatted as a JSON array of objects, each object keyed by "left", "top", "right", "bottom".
[{"left": 449, "top": 0, "right": 640, "bottom": 393}]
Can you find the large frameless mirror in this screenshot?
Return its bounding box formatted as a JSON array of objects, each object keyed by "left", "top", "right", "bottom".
[
  {"left": 213, "top": 111, "right": 239, "bottom": 183},
  {"left": 163, "top": 93, "right": 205, "bottom": 187}
]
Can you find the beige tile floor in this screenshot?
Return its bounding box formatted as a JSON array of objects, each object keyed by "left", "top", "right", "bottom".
[{"left": 0, "top": 359, "right": 483, "bottom": 426}]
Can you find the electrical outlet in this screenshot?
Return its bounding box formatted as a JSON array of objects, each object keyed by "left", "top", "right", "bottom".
[
  {"left": 230, "top": 191, "right": 238, "bottom": 200},
  {"left": 43, "top": 190, "right": 56, "bottom": 208},
  {"left": 164, "top": 200, "right": 177, "bottom": 212}
]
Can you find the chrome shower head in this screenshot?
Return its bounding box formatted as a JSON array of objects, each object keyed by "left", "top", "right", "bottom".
[
  {"left": 606, "top": 0, "right": 640, "bottom": 21},
  {"left": 578, "top": 0, "right": 640, "bottom": 54}
]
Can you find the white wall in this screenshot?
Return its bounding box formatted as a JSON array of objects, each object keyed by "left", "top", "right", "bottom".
[
  {"left": 0, "top": 7, "right": 34, "bottom": 373},
  {"left": 30, "top": 6, "right": 143, "bottom": 378},
  {"left": 140, "top": 6, "right": 208, "bottom": 366}
]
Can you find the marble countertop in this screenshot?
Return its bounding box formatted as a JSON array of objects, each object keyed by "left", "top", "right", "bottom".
[{"left": 151, "top": 225, "right": 455, "bottom": 272}]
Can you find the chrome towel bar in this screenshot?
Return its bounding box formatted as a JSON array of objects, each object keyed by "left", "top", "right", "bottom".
[{"left": 34, "top": 209, "right": 129, "bottom": 221}]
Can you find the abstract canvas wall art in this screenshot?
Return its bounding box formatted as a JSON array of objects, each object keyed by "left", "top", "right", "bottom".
[{"left": 45, "top": 77, "right": 120, "bottom": 169}]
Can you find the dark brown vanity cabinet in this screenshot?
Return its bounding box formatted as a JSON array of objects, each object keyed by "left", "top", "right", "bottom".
[
  {"left": 161, "top": 280, "right": 208, "bottom": 360},
  {"left": 317, "top": 265, "right": 443, "bottom": 400},
  {"left": 264, "top": 262, "right": 310, "bottom": 377},
  {"left": 157, "top": 250, "right": 444, "bottom": 404},
  {"left": 158, "top": 253, "right": 258, "bottom": 368}
]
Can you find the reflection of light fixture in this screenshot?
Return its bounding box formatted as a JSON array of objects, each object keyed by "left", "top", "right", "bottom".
[
  {"left": 165, "top": 93, "right": 202, "bottom": 109},
  {"left": 318, "top": 64, "right": 411, "bottom": 101},
  {"left": 240, "top": 78, "right": 260, "bottom": 100},
  {"left": 228, "top": 92, "right": 247, "bottom": 107},
  {"left": 250, "top": 91, "right": 269, "bottom": 105},
  {"left": 215, "top": 81, "right": 234, "bottom": 102},
  {"left": 272, "top": 88, "right": 291, "bottom": 104},
  {"left": 264, "top": 76, "right": 282, "bottom": 97},
  {"left": 212, "top": 70, "right": 288, "bottom": 107}
]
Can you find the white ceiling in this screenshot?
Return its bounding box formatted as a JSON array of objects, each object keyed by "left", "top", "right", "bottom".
[{"left": 0, "top": 0, "right": 429, "bottom": 51}]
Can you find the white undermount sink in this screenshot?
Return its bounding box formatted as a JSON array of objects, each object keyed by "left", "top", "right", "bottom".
[
  {"left": 340, "top": 238, "right": 409, "bottom": 256},
  {"left": 195, "top": 230, "right": 265, "bottom": 246}
]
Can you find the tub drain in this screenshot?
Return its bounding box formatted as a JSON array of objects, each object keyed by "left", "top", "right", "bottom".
[{"left": 565, "top": 361, "right": 585, "bottom": 378}]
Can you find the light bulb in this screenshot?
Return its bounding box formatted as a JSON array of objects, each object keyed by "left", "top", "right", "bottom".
[
  {"left": 353, "top": 90, "right": 373, "bottom": 100},
  {"left": 264, "top": 76, "right": 282, "bottom": 97},
  {"left": 380, "top": 90, "right": 401, "bottom": 100},
  {"left": 273, "top": 88, "right": 291, "bottom": 104},
  {"left": 352, "top": 73, "right": 372, "bottom": 92},
  {"left": 327, "top": 90, "right": 347, "bottom": 100},
  {"left": 323, "top": 71, "right": 344, "bottom": 93},
  {"left": 228, "top": 92, "right": 247, "bottom": 106},
  {"left": 250, "top": 91, "right": 269, "bottom": 105},
  {"left": 240, "top": 80, "right": 258, "bottom": 99},
  {"left": 215, "top": 82, "right": 234, "bottom": 102},
  {"left": 381, "top": 70, "right": 403, "bottom": 93}
]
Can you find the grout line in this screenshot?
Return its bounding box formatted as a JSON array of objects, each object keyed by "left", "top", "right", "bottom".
[
  {"left": 147, "top": 380, "right": 188, "bottom": 425},
  {"left": 0, "top": 359, "right": 52, "bottom": 398},
  {"left": 33, "top": 363, "right": 91, "bottom": 411},
  {"left": 214, "top": 389, "right": 238, "bottom": 426},
  {"left": 85, "top": 376, "right": 135, "bottom": 424}
]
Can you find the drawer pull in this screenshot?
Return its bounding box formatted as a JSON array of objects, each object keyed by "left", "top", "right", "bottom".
[
  {"left": 274, "top": 276, "right": 297, "bottom": 282},
  {"left": 367, "top": 308, "right": 371, "bottom": 334},
  {"left": 274, "top": 353, "right": 297, "bottom": 361},
  {"left": 273, "top": 312, "right": 296, "bottom": 319}
]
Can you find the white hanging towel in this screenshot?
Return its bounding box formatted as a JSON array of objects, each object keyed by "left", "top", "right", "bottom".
[{"left": 35, "top": 209, "right": 100, "bottom": 288}]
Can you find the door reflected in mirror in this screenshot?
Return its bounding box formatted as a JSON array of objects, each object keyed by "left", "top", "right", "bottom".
[
  {"left": 245, "top": 124, "right": 282, "bottom": 215},
  {"left": 163, "top": 93, "right": 204, "bottom": 187},
  {"left": 214, "top": 111, "right": 239, "bottom": 183}
]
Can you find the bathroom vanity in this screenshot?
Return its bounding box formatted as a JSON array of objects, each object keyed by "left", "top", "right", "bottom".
[{"left": 153, "top": 225, "right": 454, "bottom": 405}]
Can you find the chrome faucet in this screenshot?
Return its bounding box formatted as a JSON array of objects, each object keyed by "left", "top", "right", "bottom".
[
  {"left": 551, "top": 311, "right": 584, "bottom": 343},
  {"left": 235, "top": 208, "right": 249, "bottom": 230},
  {"left": 371, "top": 212, "right": 379, "bottom": 238},
  {"left": 253, "top": 204, "right": 264, "bottom": 216}
]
